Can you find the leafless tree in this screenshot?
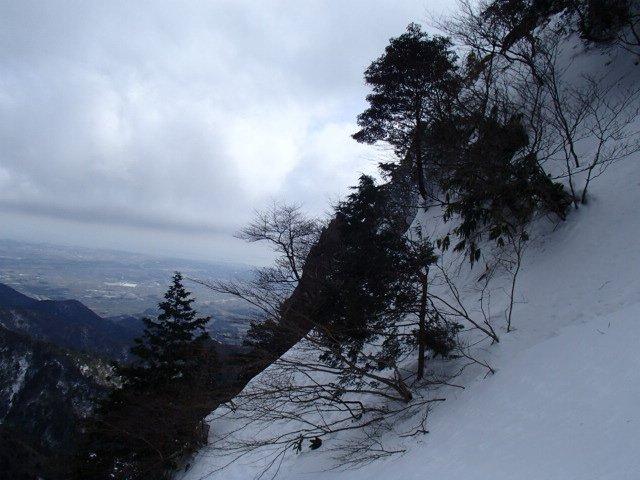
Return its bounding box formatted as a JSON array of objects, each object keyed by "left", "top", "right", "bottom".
[
  {"left": 196, "top": 310, "right": 451, "bottom": 480},
  {"left": 237, "top": 202, "right": 322, "bottom": 284},
  {"left": 194, "top": 202, "right": 321, "bottom": 322},
  {"left": 520, "top": 35, "right": 640, "bottom": 207},
  {"left": 437, "top": 11, "right": 640, "bottom": 336},
  {"left": 428, "top": 260, "right": 501, "bottom": 344},
  {"left": 439, "top": 2, "right": 640, "bottom": 211}
]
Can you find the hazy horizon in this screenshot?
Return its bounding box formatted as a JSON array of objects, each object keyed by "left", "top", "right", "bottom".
[{"left": 0, "top": 236, "right": 254, "bottom": 268}]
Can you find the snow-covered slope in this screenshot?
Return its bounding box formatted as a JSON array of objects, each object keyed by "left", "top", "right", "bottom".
[{"left": 183, "top": 45, "right": 640, "bottom": 480}]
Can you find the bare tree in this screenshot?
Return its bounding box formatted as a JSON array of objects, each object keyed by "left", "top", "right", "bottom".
[
  {"left": 192, "top": 204, "right": 472, "bottom": 479},
  {"left": 237, "top": 202, "right": 322, "bottom": 284},
  {"left": 194, "top": 203, "right": 321, "bottom": 320},
  {"left": 439, "top": 2, "right": 640, "bottom": 210},
  {"left": 438, "top": 11, "right": 639, "bottom": 337},
  {"left": 198, "top": 310, "right": 451, "bottom": 480},
  {"left": 428, "top": 260, "right": 500, "bottom": 344},
  {"left": 529, "top": 36, "right": 640, "bottom": 207}
]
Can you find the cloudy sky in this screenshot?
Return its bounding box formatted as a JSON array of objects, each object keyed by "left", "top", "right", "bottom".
[{"left": 0, "top": 0, "right": 452, "bottom": 265}]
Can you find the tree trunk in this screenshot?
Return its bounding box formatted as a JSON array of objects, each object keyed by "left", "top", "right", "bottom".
[
  {"left": 415, "top": 108, "right": 427, "bottom": 202},
  {"left": 393, "top": 368, "right": 413, "bottom": 403},
  {"left": 417, "top": 276, "right": 427, "bottom": 380}
]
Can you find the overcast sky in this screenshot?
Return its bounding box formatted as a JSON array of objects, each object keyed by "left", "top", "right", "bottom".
[{"left": 0, "top": 0, "right": 453, "bottom": 265}]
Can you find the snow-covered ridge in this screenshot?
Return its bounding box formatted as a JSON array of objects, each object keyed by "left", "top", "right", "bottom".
[{"left": 183, "top": 39, "right": 640, "bottom": 480}]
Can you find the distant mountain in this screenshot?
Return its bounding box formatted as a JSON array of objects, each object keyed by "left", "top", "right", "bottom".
[
  {"left": 0, "top": 281, "right": 251, "bottom": 478},
  {"left": 0, "top": 324, "right": 111, "bottom": 479},
  {"left": 0, "top": 239, "right": 255, "bottom": 344},
  {"left": 0, "top": 283, "right": 137, "bottom": 360},
  {"left": 105, "top": 313, "right": 146, "bottom": 337},
  {"left": 0, "top": 282, "right": 38, "bottom": 308}
]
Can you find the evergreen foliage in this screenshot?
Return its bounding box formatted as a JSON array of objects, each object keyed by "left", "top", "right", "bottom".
[
  {"left": 434, "top": 108, "right": 571, "bottom": 263},
  {"left": 353, "top": 24, "right": 459, "bottom": 200},
  {"left": 318, "top": 176, "right": 416, "bottom": 357},
  {"left": 74, "top": 273, "right": 218, "bottom": 480},
  {"left": 312, "top": 176, "right": 459, "bottom": 397},
  {"left": 121, "top": 272, "right": 210, "bottom": 388}
]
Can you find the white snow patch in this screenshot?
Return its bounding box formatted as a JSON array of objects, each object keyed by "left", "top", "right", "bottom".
[
  {"left": 104, "top": 282, "right": 138, "bottom": 288},
  {"left": 5, "top": 355, "right": 29, "bottom": 415}
]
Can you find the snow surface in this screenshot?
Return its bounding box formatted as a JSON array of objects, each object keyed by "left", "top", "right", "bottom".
[
  {"left": 182, "top": 43, "right": 640, "bottom": 480},
  {"left": 4, "top": 355, "right": 29, "bottom": 414}
]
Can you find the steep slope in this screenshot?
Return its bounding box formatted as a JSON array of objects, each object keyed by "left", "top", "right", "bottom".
[
  {"left": 0, "top": 324, "right": 111, "bottom": 479},
  {"left": 182, "top": 41, "right": 640, "bottom": 480}
]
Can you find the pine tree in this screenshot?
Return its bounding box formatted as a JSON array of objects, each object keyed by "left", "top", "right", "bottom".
[
  {"left": 311, "top": 176, "right": 421, "bottom": 402},
  {"left": 122, "top": 272, "right": 210, "bottom": 389},
  {"left": 321, "top": 175, "right": 413, "bottom": 350},
  {"left": 353, "top": 23, "right": 459, "bottom": 201},
  {"left": 75, "top": 273, "right": 217, "bottom": 480}
]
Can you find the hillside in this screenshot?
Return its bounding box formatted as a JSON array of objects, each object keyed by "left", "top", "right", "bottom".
[
  {"left": 181, "top": 30, "right": 640, "bottom": 480},
  {"left": 0, "top": 283, "right": 136, "bottom": 478},
  {"left": 0, "top": 282, "right": 137, "bottom": 360},
  {"left": 0, "top": 325, "right": 112, "bottom": 479}
]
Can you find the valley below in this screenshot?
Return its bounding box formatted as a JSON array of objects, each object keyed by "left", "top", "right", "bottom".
[{"left": 0, "top": 239, "right": 255, "bottom": 344}]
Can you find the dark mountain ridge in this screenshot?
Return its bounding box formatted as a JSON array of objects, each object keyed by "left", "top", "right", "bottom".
[{"left": 0, "top": 283, "right": 138, "bottom": 360}]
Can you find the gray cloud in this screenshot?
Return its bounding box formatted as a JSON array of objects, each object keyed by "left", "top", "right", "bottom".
[{"left": 0, "top": 0, "right": 452, "bottom": 264}]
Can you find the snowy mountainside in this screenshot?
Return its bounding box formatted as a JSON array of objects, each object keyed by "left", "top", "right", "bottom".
[
  {"left": 0, "top": 324, "right": 112, "bottom": 478},
  {"left": 183, "top": 44, "right": 640, "bottom": 480}
]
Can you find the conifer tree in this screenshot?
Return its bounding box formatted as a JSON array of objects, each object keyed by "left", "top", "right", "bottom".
[
  {"left": 75, "top": 273, "right": 217, "bottom": 480},
  {"left": 353, "top": 23, "right": 459, "bottom": 201},
  {"left": 320, "top": 175, "right": 413, "bottom": 352},
  {"left": 312, "top": 176, "right": 422, "bottom": 402},
  {"left": 121, "top": 272, "right": 210, "bottom": 389}
]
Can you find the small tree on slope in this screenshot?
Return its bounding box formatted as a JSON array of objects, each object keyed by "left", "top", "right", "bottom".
[
  {"left": 75, "top": 272, "right": 217, "bottom": 480},
  {"left": 123, "top": 271, "right": 210, "bottom": 386}
]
